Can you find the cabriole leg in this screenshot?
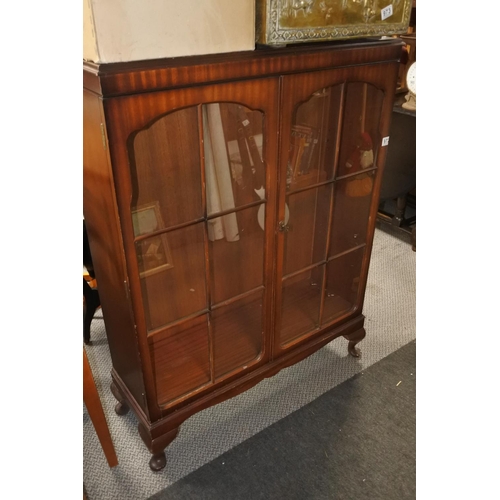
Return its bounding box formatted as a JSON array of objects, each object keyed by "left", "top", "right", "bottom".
[
  {"left": 110, "top": 381, "right": 129, "bottom": 416},
  {"left": 344, "top": 327, "right": 366, "bottom": 358},
  {"left": 138, "top": 424, "right": 180, "bottom": 472}
]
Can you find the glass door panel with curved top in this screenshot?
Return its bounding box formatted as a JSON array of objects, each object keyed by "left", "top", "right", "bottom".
[
  {"left": 128, "top": 101, "right": 269, "bottom": 404},
  {"left": 278, "top": 81, "right": 384, "bottom": 348}
]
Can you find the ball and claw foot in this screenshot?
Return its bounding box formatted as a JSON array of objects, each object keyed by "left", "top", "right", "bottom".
[
  {"left": 149, "top": 452, "right": 167, "bottom": 472},
  {"left": 139, "top": 424, "right": 179, "bottom": 473}
]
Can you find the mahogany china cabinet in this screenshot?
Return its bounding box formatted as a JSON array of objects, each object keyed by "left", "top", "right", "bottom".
[{"left": 83, "top": 39, "right": 403, "bottom": 471}]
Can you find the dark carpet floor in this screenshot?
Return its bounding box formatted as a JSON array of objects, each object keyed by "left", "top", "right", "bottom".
[{"left": 149, "top": 340, "right": 416, "bottom": 500}]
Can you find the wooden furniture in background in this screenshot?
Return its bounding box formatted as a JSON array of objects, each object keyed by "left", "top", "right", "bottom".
[
  {"left": 83, "top": 349, "right": 118, "bottom": 468},
  {"left": 377, "top": 96, "right": 416, "bottom": 248},
  {"left": 83, "top": 39, "right": 403, "bottom": 471},
  {"left": 378, "top": 3, "right": 416, "bottom": 249}
]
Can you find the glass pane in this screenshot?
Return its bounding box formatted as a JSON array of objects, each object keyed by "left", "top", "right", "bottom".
[
  {"left": 138, "top": 223, "right": 207, "bottom": 332},
  {"left": 322, "top": 247, "right": 365, "bottom": 325},
  {"left": 212, "top": 290, "right": 263, "bottom": 379},
  {"left": 209, "top": 204, "right": 264, "bottom": 305},
  {"left": 151, "top": 314, "right": 210, "bottom": 405},
  {"left": 203, "top": 103, "right": 265, "bottom": 216},
  {"left": 287, "top": 85, "right": 343, "bottom": 192},
  {"left": 336, "top": 83, "right": 383, "bottom": 179},
  {"left": 329, "top": 170, "right": 375, "bottom": 257},
  {"left": 131, "top": 106, "right": 203, "bottom": 228},
  {"left": 280, "top": 267, "right": 323, "bottom": 345},
  {"left": 284, "top": 184, "right": 332, "bottom": 276}
]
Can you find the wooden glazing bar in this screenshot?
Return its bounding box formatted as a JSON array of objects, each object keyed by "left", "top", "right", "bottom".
[
  {"left": 147, "top": 308, "right": 210, "bottom": 342},
  {"left": 206, "top": 198, "right": 265, "bottom": 221},
  {"left": 198, "top": 104, "right": 215, "bottom": 384},
  {"left": 318, "top": 185, "right": 337, "bottom": 325},
  {"left": 319, "top": 85, "right": 346, "bottom": 324},
  {"left": 287, "top": 177, "right": 333, "bottom": 197},
  {"left": 132, "top": 197, "right": 266, "bottom": 243},
  {"left": 315, "top": 87, "right": 331, "bottom": 185},
  {"left": 283, "top": 261, "right": 325, "bottom": 282},
  {"left": 211, "top": 285, "right": 265, "bottom": 311},
  {"left": 336, "top": 166, "right": 377, "bottom": 182},
  {"left": 317, "top": 264, "right": 329, "bottom": 329},
  {"left": 332, "top": 83, "right": 347, "bottom": 180},
  {"left": 361, "top": 83, "right": 368, "bottom": 132},
  {"left": 133, "top": 217, "right": 205, "bottom": 242},
  {"left": 327, "top": 243, "right": 366, "bottom": 262}
]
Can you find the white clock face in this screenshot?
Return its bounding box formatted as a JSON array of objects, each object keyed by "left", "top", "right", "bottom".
[{"left": 406, "top": 62, "right": 416, "bottom": 95}]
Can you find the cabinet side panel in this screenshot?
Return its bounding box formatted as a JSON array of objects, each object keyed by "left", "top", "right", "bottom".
[{"left": 83, "top": 89, "right": 148, "bottom": 415}]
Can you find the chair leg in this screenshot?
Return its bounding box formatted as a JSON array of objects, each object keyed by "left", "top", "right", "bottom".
[{"left": 83, "top": 349, "right": 118, "bottom": 468}]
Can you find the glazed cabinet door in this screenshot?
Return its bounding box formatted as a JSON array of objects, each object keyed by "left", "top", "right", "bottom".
[
  {"left": 274, "top": 64, "right": 396, "bottom": 353},
  {"left": 104, "top": 78, "right": 279, "bottom": 411}
]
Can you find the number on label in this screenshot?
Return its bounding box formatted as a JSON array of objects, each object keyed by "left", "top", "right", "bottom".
[{"left": 381, "top": 5, "right": 393, "bottom": 21}]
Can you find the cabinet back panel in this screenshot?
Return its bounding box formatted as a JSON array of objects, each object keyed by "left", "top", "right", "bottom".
[
  {"left": 210, "top": 205, "right": 264, "bottom": 305},
  {"left": 131, "top": 107, "right": 203, "bottom": 229},
  {"left": 288, "top": 85, "right": 343, "bottom": 188},
  {"left": 212, "top": 289, "right": 264, "bottom": 380},
  {"left": 284, "top": 183, "right": 331, "bottom": 276},
  {"left": 280, "top": 268, "right": 323, "bottom": 345},
  {"left": 322, "top": 246, "right": 365, "bottom": 324},
  {"left": 329, "top": 172, "right": 375, "bottom": 257},
  {"left": 140, "top": 223, "right": 207, "bottom": 331},
  {"left": 150, "top": 314, "right": 211, "bottom": 406},
  {"left": 336, "top": 83, "right": 384, "bottom": 179}
]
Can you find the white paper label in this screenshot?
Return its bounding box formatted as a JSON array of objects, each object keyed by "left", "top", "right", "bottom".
[
  {"left": 242, "top": 119, "right": 250, "bottom": 127},
  {"left": 381, "top": 5, "right": 393, "bottom": 20},
  {"left": 382, "top": 136, "right": 390, "bottom": 147}
]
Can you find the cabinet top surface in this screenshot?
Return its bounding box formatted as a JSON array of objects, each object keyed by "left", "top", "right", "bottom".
[{"left": 83, "top": 38, "right": 404, "bottom": 98}]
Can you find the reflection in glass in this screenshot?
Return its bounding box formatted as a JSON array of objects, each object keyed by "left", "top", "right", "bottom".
[
  {"left": 131, "top": 106, "right": 203, "bottom": 229},
  {"left": 132, "top": 201, "right": 174, "bottom": 278},
  {"left": 129, "top": 101, "right": 268, "bottom": 397},
  {"left": 202, "top": 103, "right": 266, "bottom": 373},
  {"left": 336, "top": 83, "right": 383, "bottom": 179},
  {"left": 279, "top": 82, "right": 383, "bottom": 347},
  {"left": 210, "top": 204, "right": 264, "bottom": 304},
  {"left": 284, "top": 184, "right": 332, "bottom": 276},
  {"left": 203, "top": 103, "right": 265, "bottom": 222},
  {"left": 139, "top": 223, "right": 206, "bottom": 332},
  {"left": 287, "top": 85, "right": 343, "bottom": 191},
  {"left": 329, "top": 170, "right": 375, "bottom": 257}
]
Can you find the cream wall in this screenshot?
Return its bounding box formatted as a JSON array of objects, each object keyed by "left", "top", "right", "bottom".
[
  {"left": 83, "top": 0, "right": 255, "bottom": 63},
  {"left": 83, "top": 0, "right": 99, "bottom": 62}
]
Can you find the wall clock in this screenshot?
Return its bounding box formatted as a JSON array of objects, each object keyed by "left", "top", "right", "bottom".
[{"left": 402, "top": 61, "right": 416, "bottom": 111}]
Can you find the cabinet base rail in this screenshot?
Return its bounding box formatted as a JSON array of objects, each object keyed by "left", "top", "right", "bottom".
[{"left": 111, "top": 314, "right": 365, "bottom": 471}]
